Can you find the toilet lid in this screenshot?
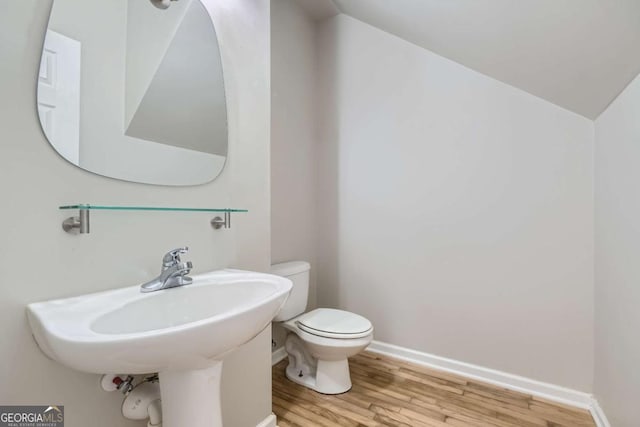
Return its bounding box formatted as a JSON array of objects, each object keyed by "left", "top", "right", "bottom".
[{"left": 297, "top": 308, "right": 373, "bottom": 339}]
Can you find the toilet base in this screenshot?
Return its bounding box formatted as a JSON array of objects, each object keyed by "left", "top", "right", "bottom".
[
  {"left": 284, "top": 334, "right": 353, "bottom": 394},
  {"left": 286, "top": 358, "right": 352, "bottom": 394}
]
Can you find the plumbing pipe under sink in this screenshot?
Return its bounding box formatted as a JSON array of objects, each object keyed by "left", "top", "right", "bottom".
[{"left": 121, "top": 380, "right": 163, "bottom": 427}]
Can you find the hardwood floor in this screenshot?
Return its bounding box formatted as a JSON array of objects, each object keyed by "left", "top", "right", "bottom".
[{"left": 272, "top": 352, "right": 596, "bottom": 427}]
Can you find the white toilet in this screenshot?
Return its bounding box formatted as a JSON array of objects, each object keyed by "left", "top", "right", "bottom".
[{"left": 271, "top": 261, "right": 373, "bottom": 394}]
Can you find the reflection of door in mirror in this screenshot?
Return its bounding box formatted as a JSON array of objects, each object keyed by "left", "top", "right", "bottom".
[
  {"left": 37, "top": 30, "right": 81, "bottom": 165},
  {"left": 37, "top": 0, "right": 228, "bottom": 186}
]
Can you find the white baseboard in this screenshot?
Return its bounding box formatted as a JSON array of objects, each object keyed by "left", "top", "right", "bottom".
[
  {"left": 272, "top": 346, "right": 287, "bottom": 366},
  {"left": 589, "top": 399, "right": 612, "bottom": 427},
  {"left": 256, "top": 413, "right": 277, "bottom": 427},
  {"left": 366, "top": 340, "right": 611, "bottom": 427},
  {"left": 367, "top": 341, "right": 592, "bottom": 408}
]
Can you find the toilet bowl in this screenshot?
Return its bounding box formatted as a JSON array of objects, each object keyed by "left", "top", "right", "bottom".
[{"left": 271, "top": 261, "right": 373, "bottom": 394}]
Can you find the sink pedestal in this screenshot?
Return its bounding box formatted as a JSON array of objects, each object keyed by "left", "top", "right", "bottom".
[{"left": 159, "top": 361, "right": 224, "bottom": 427}]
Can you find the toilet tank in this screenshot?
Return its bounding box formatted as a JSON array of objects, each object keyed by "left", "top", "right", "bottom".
[{"left": 270, "top": 261, "right": 310, "bottom": 322}]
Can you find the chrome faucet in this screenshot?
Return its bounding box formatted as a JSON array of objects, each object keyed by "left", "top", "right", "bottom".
[{"left": 140, "top": 247, "right": 193, "bottom": 293}]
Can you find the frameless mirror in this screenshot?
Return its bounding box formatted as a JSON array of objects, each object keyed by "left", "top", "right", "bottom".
[{"left": 37, "top": 0, "right": 227, "bottom": 186}]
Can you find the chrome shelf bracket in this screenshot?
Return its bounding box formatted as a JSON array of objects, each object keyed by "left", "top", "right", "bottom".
[
  {"left": 62, "top": 208, "right": 90, "bottom": 234},
  {"left": 210, "top": 211, "right": 232, "bottom": 230}
]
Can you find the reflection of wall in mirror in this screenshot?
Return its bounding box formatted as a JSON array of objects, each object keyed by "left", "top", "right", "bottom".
[
  {"left": 125, "top": 0, "right": 227, "bottom": 157},
  {"left": 124, "top": 0, "right": 192, "bottom": 130},
  {"left": 43, "top": 0, "right": 226, "bottom": 185}
]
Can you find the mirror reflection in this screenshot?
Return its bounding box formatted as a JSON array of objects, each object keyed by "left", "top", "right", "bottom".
[{"left": 37, "top": 0, "right": 228, "bottom": 186}]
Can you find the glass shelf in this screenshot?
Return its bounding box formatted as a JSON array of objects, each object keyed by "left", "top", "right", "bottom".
[
  {"left": 59, "top": 204, "right": 247, "bottom": 213},
  {"left": 59, "top": 204, "right": 247, "bottom": 234}
]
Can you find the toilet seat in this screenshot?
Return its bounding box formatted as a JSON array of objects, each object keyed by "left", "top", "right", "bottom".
[{"left": 296, "top": 308, "right": 372, "bottom": 339}]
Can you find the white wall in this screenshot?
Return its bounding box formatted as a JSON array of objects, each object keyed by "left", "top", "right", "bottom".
[
  {"left": 0, "top": 1, "right": 271, "bottom": 427},
  {"left": 271, "top": 0, "right": 318, "bottom": 336},
  {"left": 316, "top": 15, "right": 595, "bottom": 391},
  {"left": 594, "top": 73, "right": 640, "bottom": 427}
]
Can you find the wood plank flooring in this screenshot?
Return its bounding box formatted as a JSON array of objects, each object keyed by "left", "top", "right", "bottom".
[{"left": 272, "top": 352, "right": 596, "bottom": 427}]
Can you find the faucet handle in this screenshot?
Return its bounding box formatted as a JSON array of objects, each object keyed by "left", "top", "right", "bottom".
[{"left": 162, "top": 247, "right": 189, "bottom": 268}]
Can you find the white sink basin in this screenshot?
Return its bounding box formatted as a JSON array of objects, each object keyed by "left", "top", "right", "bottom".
[{"left": 27, "top": 269, "right": 292, "bottom": 427}]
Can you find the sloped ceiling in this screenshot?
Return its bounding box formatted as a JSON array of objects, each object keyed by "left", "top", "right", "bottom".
[{"left": 302, "top": 0, "right": 640, "bottom": 119}]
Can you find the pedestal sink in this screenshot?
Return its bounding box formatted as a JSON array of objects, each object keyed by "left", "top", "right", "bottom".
[{"left": 26, "top": 269, "right": 292, "bottom": 427}]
